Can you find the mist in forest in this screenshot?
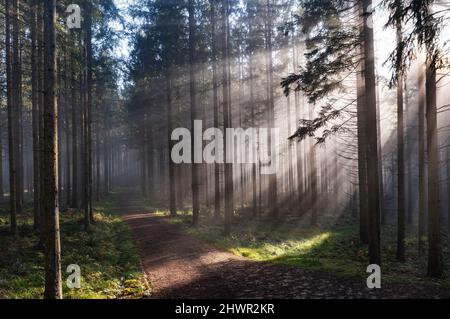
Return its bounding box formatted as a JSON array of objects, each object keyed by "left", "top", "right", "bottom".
[{"left": 0, "top": 0, "right": 450, "bottom": 300}]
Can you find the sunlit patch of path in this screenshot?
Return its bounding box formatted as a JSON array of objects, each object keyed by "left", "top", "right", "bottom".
[{"left": 112, "top": 193, "right": 450, "bottom": 299}]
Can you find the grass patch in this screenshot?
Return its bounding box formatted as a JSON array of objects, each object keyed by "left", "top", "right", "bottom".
[
  {"left": 159, "top": 211, "right": 450, "bottom": 289},
  {"left": 0, "top": 202, "right": 150, "bottom": 299}
]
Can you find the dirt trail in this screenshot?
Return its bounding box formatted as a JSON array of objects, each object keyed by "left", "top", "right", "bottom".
[{"left": 114, "top": 194, "right": 450, "bottom": 299}]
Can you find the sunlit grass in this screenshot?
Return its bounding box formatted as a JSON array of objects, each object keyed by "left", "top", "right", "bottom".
[
  {"left": 229, "top": 232, "right": 332, "bottom": 261},
  {"left": 0, "top": 203, "right": 150, "bottom": 299}
]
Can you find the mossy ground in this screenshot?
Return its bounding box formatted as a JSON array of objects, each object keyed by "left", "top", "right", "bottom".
[
  {"left": 0, "top": 201, "right": 150, "bottom": 299},
  {"left": 157, "top": 209, "right": 450, "bottom": 289}
]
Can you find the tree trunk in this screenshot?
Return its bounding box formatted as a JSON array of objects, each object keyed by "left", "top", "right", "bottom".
[
  {"left": 14, "top": 1, "right": 23, "bottom": 212},
  {"left": 376, "top": 73, "right": 386, "bottom": 225},
  {"left": 5, "top": 0, "right": 17, "bottom": 235},
  {"left": 222, "top": 0, "right": 234, "bottom": 235},
  {"left": 71, "top": 57, "right": 78, "bottom": 208},
  {"left": 38, "top": 1, "right": 45, "bottom": 240},
  {"left": 249, "top": 31, "right": 258, "bottom": 218},
  {"left": 95, "top": 121, "right": 100, "bottom": 202},
  {"left": 418, "top": 56, "right": 426, "bottom": 256},
  {"left": 103, "top": 129, "right": 109, "bottom": 194},
  {"left": 405, "top": 80, "right": 413, "bottom": 225},
  {"left": 31, "top": 2, "right": 40, "bottom": 229},
  {"left": 166, "top": 72, "right": 177, "bottom": 217},
  {"left": 356, "top": 40, "right": 369, "bottom": 243},
  {"left": 210, "top": 0, "right": 221, "bottom": 218},
  {"left": 362, "top": 0, "right": 381, "bottom": 265},
  {"left": 396, "top": 24, "right": 405, "bottom": 262},
  {"left": 43, "top": 0, "right": 63, "bottom": 299},
  {"left": 308, "top": 108, "right": 318, "bottom": 225},
  {"left": 293, "top": 34, "right": 304, "bottom": 211},
  {"left": 426, "top": 56, "right": 443, "bottom": 278},
  {"left": 84, "top": 0, "right": 93, "bottom": 224},
  {"left": 63, "top": 48, "right": 71, "bottom": 207},
  {"left": 265, "top": 0, "right": 278, "bottom": 219},
  {"left": 189, "top": 0, "right": 200, "bottom": 226},
  {"left": 147, "top": 120, "right": 154, "bottom": 202}
]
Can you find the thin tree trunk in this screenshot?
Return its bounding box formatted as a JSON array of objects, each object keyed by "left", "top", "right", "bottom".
[
  {"left": 71, "top": 57, "right": 78, "bottom": 208},
  {"left": 293, "top": 34, "right": 304, "bottom": 210},
  {"left": 38, "top": 1, "right": 45, "bottom": 240},
  {"left": 103, "top": 129, "right": 109, "bottom": 194},
  {"left": 84, "top": 0, "right": 93, "bottom": 224},
  {"left": 308, "top": 108, "right": 318, "bottom": 225},
  {"left": 376, "top": 74, "right": 386, "bottom": 225},
  {"left": 96, "top": 121, "right": 100, "bottom": 202},
  {"left": 14, "top": 4, "right": 23, "bottom": 211},
  {"left": 63, "top": 48, "right": 71, "bottom": 207},
  {"left": 396, "top": 24, "right": 405, "bottom": 262},
  {"left": 418, "top": 55, "right": 426, "bottom": 256},
  {"left": 286, "top": 96, "right": 294, "bottom": 205},
  {"left": 426, "top": 56, "right": 443, "bottom": 278},
  {"left": 405, "top": 81, "right": 413, "bottom": 225},
  {"left": 209, "top": 0, "right": 221, "bottom": 218},
  {"left": 81, "top": 68, "right": 89, "bottom": 228},
  {"left": 147, "top": 120, "right": 154, "bottom": 202},
  {"left": 13, "top": 0, "right": 21, "bottom": 211},
  {"left": 43, "top": 0, "right": 63, "bottom": 299},
  {"left": 222, "top": 0, "right": 234, "bottom": 235},
  {"left": 188, "top": 0, "right": 200, "bottom": 226},
  {"left": 31, "top": 2, "right": 40, "bottom": 229},
  {"left": 6, "top": 0, "right": 17, "bottom": 235},
  {"left": 142, "top": 120, "right": 148, "bottom": 197},
  {"left": 166, "top": 71, "right": 177, "bottom": 217},
  {"left": 249, "top": 36, "right": 258, "bottom": 218},
  {"left": 265, "top": 0, "right": 278, "bottom": 219}
]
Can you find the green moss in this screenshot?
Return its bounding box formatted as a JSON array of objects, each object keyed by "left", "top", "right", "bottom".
[{"left": 0, "top": 204, "right": 150, "bottom": 299}]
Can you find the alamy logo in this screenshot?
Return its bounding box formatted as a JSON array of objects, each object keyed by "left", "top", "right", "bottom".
[
  {"left": 171, "top": 121, "right": 279, "bottom": 175},
  {"left": 66, "top": 4, "right": 81, "bottom": 30},
  {"left": 66, "top": 264, "right": 81, "bottom": 289},
  {"left": 366, "top": 264, "right": 381, "bottom": 289}
]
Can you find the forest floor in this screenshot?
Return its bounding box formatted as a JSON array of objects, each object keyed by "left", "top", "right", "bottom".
[
  {"left": 115, "top": 193, "right": 450, "bottom": 299},
  {"left": 0, "top": 200, "right": 150, "bottom": 299}
]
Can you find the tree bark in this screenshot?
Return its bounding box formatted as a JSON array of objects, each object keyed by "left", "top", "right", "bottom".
[
  {"left": 249, "top": 26, "right": 258, "bottom": 218},
  {"left": 166, "top": 71, "right": 177, "bottom": 217},
  {"left": 84, "top": 0, "right": 93, "bottom": 225},
  {"left": 396, "top": 24, "right": 405, "bottom": 262},
  {"left": 5, "top": 0, "right": 17, "bottom": 235},
  {"left": 362, "top": 0, "right": 381, "bottom": 265},
  {"left": 189, "top": 0, "right": 200, "bottom": 226},
  {"left": 222, "top": 0, "right": 234, "bottom": 235},
  {"left": 43, "top": 0, "right": 63, "bottom": 299},
  {"left": 31, "top": 1, "right": 40, "bottom": 229},
  {"left": 71, "top": 55, "right": 79, "bottom": 208},
  {"left": 13, "top": 0, "right": 23, "bottom": 212},
  {"left": 265, "top": 0, "right": 278, "bottom": 219},
  {"left": 356, "top": 54, "right": 369, "bottom": 242},
  {"left": 210, "top": 0, "right": 221, "bottom": 218},
  {"left": 308, "top": 108, "right": 318, "bottom": 225},
  {"left": 293, "top": 34, "right": 304, "bottom": 211},
  {"left": 426, "top": 56, "right": 443, "bottom": 278},
  {"left": 418, "top": 56, "right": 426, "bottom": 256}
]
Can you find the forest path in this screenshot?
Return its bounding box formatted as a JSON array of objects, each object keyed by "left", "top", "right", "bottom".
[{"left": 112, "top": 192, "right": 450, "bottom": 299}]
